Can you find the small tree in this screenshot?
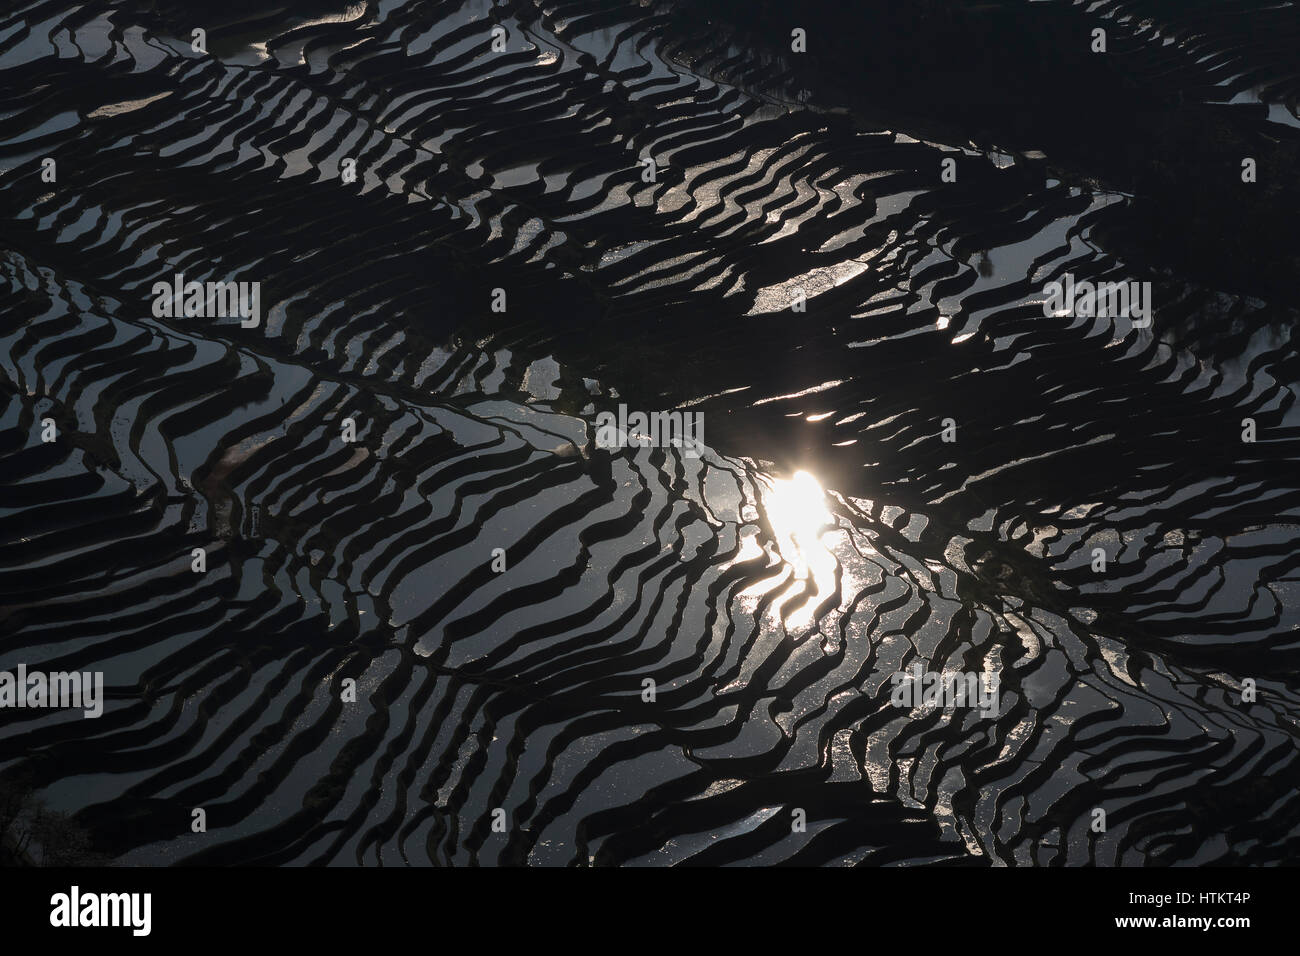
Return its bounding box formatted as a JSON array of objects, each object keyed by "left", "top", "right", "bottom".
[{"left": 0, "top": 775, "right": 111, "bottom": 866}]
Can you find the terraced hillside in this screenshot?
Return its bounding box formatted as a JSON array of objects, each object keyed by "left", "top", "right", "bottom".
[{"left": 2, "top": 0, "right": 1299, "bottom": 865}]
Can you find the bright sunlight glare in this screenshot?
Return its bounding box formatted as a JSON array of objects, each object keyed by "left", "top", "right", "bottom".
[{"left": 766, "top": 470, "right": 833, "bottom": 580}]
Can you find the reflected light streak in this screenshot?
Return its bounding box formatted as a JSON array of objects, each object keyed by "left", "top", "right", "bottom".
[
  {"left": 765, "top": 471, "right": 837, "bottom": 631},
  {"left": 766, "top": 470, "right": 832, "bottom": 579}
]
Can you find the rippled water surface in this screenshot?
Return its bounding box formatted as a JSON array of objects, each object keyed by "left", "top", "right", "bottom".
[{"left": 3, "top": 0, "right": 1300, "bottom": 865}]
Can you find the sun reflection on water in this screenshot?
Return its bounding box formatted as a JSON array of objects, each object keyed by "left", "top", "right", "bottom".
[
  {"left": 763, "top": 470, "right": 839, "bottom": 631},
  {"left": 725, "top": 469, "right": 862, "bottom": 633},
  {"left": 766, "top": 470, "right": 832, "bottom": 580}
]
